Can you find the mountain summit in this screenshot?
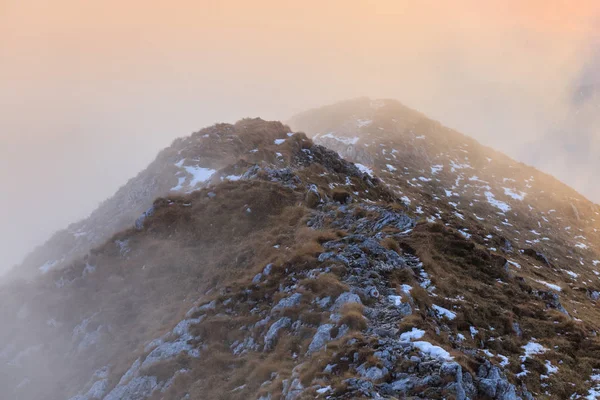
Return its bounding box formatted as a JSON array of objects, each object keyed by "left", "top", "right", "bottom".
[{"left": 2, "top": 99, "right": 600, "bottom": 400}]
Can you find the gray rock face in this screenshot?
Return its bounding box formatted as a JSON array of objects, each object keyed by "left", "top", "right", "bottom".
[
  {"left": 68, "top": 379, "right": 109, "bottom": 400},
  {"left": 537, "top": 291, "right": 570, "bottom": 316},
  {"left": 272, "top": 293, "right": 303, "bottom": 312},
  {"left": 141, "top": 317, "right": 202, "bottom": 370},
  {"left": 477, "top": 361, "right": 519, "bottom": 400},
  {"left": 307, "top": 324, "right": 334, "bottom": 354},
  {"left": 332, "top": 292, "right": 362, "bottom": 311},
  {"left": 264, "top": 317, "right": 291, "bottom": 351},
  {"left": 103, "top": 376, "right": 160, "bottom": 400},
  {"left": 440, "top": 361, "right": 476, "bottom": 400},
  {"left": 263, "top": 263, "right": 273, "bottom": 276},
  {"left": 357, "top": 363, "right": 388, "bottom": 381},
  {"left": 282, "top": 365, "right": 305, "bottom": 400},
  {"left": 134, "top": 206, "right": 154, "bottom": 230},
  {"left": 306, "top": 323, "right": 349, "bottom": 355}
]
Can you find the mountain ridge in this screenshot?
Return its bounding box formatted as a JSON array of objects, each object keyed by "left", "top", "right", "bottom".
[{"left": 2, "top": 99, "right": 600, "bottom": 399}]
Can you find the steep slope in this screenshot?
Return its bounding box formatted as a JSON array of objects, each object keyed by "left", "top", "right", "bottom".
[
  {"left": 8, "top": 121, "right": 300, "bottom": 279},
  {"left": 289, "top": 98, "right": 600, "bottom": 398},
  {"left": 0, "top": 118, "right": 394, "bottom": 400},
  {"left": 2, "top": 100, "right": 600, "bottom": 400}
]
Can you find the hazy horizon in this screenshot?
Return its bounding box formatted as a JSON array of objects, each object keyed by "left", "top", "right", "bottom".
[{"left": 2, "top": 0, "right": 600, "bottom": 273}]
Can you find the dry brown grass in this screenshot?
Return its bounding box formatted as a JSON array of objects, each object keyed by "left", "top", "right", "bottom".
[
  {"left": 339, "top": 303, "right": 367, "bottom": 331},
  {"left": 300, "top": 273, "right": 349, "bottom": 298}
]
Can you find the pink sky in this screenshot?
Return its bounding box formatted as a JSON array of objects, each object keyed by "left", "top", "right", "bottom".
[{"left": 1, "top": 0, "right": 599, "bottom": 272}]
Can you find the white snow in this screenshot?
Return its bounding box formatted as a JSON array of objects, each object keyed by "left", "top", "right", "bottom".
[
  {"left": 431, "top": 165, "right": 443, "bottom": 174},
  {"left": 485, "top": 191, "right": 511, "bottom": 212},
  {"left": 536, "top": 280, "right": 562, "bottom": 292},
  {"left": 412, "top": 341, "right": 453, "bottom": 360},
  {"left": 316, "top": 386, "right": 332, "bottom": 394},
  {"left": 386, "top": 164, "right": 397, "bottom": 172},
  {"left": 563, "top": 270, "right": 579, "bottom": 279},
  {"left": 498, "top": 354, "right": 510, "bottom": 367},
  {"left": 171, "top": 176, "right": 186, "bottom": 191},
  {"left": 576, "top": 242, "right": 589, "bottom": 250},
  {"left": 503, "top": 187, "right": 526, "bottom": 201},
  {"left": 521, "top": 341, "right": 547, "bottom": 361},
  {"left": 432, "top": 304, "right": 456, "bottom": 320},
  {"left": 388, "top": 295, "right": 404, "bottom": 307},
  {"left": 449, "top": 160, "right": 472, "bottom": 172},
  {"left": 544, "top": 360, "right": 558, "bottom": 375},
  {"left": 273, "top": 139, "right": 286, "bottom": 145},
  {"left": 355, "top": 163, "right": 374, "bottom": 177},
  {"left": 400, "top": 196, "right": 411, "bottom": 205},
  {"left": 185, "top": 166, "right": 215, "bottom": 187},
  {"left": 400, "top": 328, "right": 425, "bottom": 341},
  {"left": 470, "top": 326, "right": 479, "bottom": 338},
  {"left": 224, "top": 175, "right": 242, "bottom": 181},
  {"left": 458, "top": 229, "right": 471, "bottom": 239}
]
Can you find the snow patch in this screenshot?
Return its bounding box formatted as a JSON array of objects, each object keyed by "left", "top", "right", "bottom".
[
  {"left": 400, "top": 328, "right": 425, "bottom": 341},
  {"left": 503, "top": 187, "right": 526, "bottom": 201},
  {"left": 432, "top": 304, "right": 456, "bottom": 320},
  {"left": 355, "top": 163, "right": 373, "bottom": 177},
  {"left": 485, "top": 191, "right": 511, "bottom": 212}
]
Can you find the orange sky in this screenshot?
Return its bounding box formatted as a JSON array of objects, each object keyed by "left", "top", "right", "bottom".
[{"left": 1, "top": 0, "right": 599, "bottom": 272}]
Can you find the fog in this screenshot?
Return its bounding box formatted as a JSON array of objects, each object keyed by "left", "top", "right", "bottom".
[{"left": 1, "top": 0, "right": 599, "bottom": 273}]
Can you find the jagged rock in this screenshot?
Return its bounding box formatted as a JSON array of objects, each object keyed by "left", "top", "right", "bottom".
[
  {"left": 332, "top": 292, "right": 362, "bottom": 310},
  {"left": 281, "top": 365, "right": 305, "bottom": 400},
  {"left": 315, "top": 296, "right": 331, "bottom": 309},
  {"left": 388, "top": 377, "right": 415, "bottom": 393},
  {"left": 523, "top": 248, "right": 551, "bottom": 266},
  {"left": 272, "top": 293, "right": 302, "bottom": 312},
  {"left": 103, "top": 376, "right": 160, "bottom": 400},
  {"left": 232, "top": 336, "right": 258, "bottom": 355},
  {"left": 134, "top": 206, "right": 154, "bottom": 230},
  {"left": 68, "top": 379, "right": 109, "bottom": 400},
  {"left": 263, "top": 263, "right": 273, "bottom": 276},
  {"left": 263, "top": 317, "right": 291, "bottom": 351},
  {"left": 357, "top": 363, "right": 388, "bottom": 381},
  {"left": 477, "top": 361, "right": 519, "bottom": 400},
  {"left": 307, "top": 323, "right": 349, "bottom": 354},
  {"left": 440, "top": 361, "right": 476, "bottom": 400},
  {"left": 305, "top": 184, "right": 322, "bottom": 208},
  {"left": 537, "top": 291, "right": 570, "bottom": 316}
]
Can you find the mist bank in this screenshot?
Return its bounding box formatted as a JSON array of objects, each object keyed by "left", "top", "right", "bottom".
[{"left": 1, "top": 0, "right": 600, "bottom": 273}]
